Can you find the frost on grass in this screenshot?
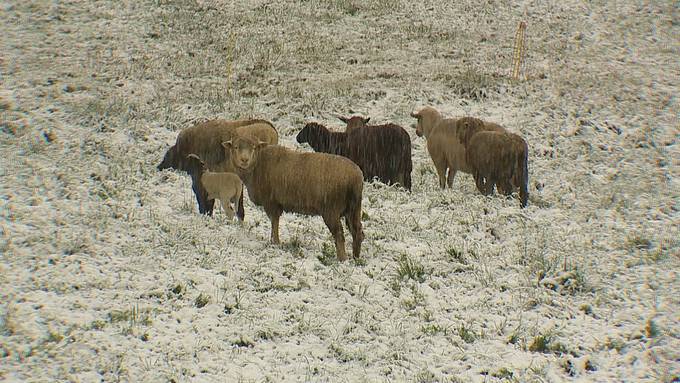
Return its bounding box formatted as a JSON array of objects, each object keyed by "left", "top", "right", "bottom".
[{"left": 1, "top": 0, "right": 679, "bottom": 382}]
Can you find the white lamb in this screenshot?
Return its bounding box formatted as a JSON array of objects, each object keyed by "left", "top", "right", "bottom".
[{"left": 185, "top": 154, "right": 243, "bottom": 220}]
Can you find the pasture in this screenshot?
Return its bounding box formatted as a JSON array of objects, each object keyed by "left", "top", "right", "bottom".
[{"left": 1, "top": 1, "right": 678, "bottom": 382}]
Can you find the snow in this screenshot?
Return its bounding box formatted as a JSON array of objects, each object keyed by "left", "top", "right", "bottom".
[{"left": 1, "top": 0, "right": 679, "bottom": 382}]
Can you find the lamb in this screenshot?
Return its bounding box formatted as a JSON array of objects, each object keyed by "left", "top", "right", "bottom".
[
  {"left": 184, "top": 154, "right": 243, "bottom": 220},
  {"left": 296, "top": 122, "right": 348, "bottom": 156},
  {"left": 223, "top": 133, "right": 364, "bottom": 261},
  {"left": 157, "top": 119, "right": 278, "bottom": 218},
  {"left": 337, "top": 116, "right": 413, "bottom": 191},
  {"left": 410, "top": 106, "right": 472, "bottom": 189},
  {"left": 466, "top": 131, "right": 529, "bottom": 208}
]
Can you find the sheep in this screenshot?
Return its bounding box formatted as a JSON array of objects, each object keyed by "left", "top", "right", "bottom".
[
  {"left": 337, "top": 116, "right": 413, "bottom": 191},
  {"left": 222, "top": 133, "right": 364, "bottom": 261},
  {"left": 410, "top": 107, "right": 508, "bottom": 190},
  {"left": 296, "top": 122, "right": 348, "bottom": 157},
  {"left": 157, "top": 119, "right": 278, "bottom": 218},
  {"left": 410, "top": 106, "right": 472, "bottom": 189},
  {"left": 466, "top": 131, "right": 529, "bottom": 208},
  {"left": 184, "top": 154, "right": 243, "bottom": 220}
]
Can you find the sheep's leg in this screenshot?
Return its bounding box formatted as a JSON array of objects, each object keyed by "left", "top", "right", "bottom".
[
  {"left": 447, "top": 168, "right": 456, "bottom": 188},
  {"left": 404, "top": 170, "right": 412, "bottom": 192},
  {"left": 485, "top": 177, "right": 497, "bottom": 195},
  {"left": 191, "top": 176, "right": 214, "bottom": 215},
  {"left": 428, "top": 153, "right": 447, "bottom": 189},
  {"left": 220, "top": 195, "right": 235, "bottom": 220},
  {"left": 324, "top": 214, "right": 347, "bottom": 262},
  {"left": 236, "top": 185, "right": 245, "bottom": 221},
  {"left": 233, "top": 187, "right": 243, "bottom": 222},
  {"left": 474, "top": 173, "right": 487, "bottom": 195},
  {"left": 434, "top": 165, "right": 447, "bottom": 189},
  {"left": 266, "top": 207, "right": 282, "bottom": 244},
  {"left": 498, "top": 179, "right": 513, "bottom": 196},
  {"left": 224, "top": 205, "right": 235, "bottom": 220},
  {"left": 345, "top": 210, "right": 363, "bottom": 260}
]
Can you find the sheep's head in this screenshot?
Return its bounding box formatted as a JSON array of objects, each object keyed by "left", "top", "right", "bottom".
[
  {"left": 157, "top": 146, "right": 177, "bottom": 170},
  {"left": 184, "top": 153, "right": 206, "bottom": 174},
  {"left": 296, "top": 123, "right": 314, "bottom": 144},
  {"left": 456, "top": 117, "right": 486, "bottom": 148},
  {"left": 410, "top": 106, "right": 440, "bottom": 138},
  {"left": 339, "top": 116, "right": 370, "bottom": 132},
  {"left": 222, "top": 135, "right": 267, "bottom": 171}
]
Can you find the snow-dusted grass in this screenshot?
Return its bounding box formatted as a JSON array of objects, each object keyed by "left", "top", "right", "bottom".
[{"left": 1, "top": 0, "right": 678, "bottom": 382}]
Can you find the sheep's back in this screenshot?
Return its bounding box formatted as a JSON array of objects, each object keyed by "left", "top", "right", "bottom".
[
  {"left": 249, "top": 146, "right": 362, "bottom": 215},
  {"left": 234, "top": 122, "right": 279, "bottom": 146},
  {"left": 346, "top": 125, "right": 410, "bottom": 175},
  {"left": 175, "top": 119, "right": 277, "bottom": 171},
  {"left": 467, "top": 132, "right": 514, "bottom": 178},
  {"left": 429, "top": 119, "right": 471, "bottom": 173},
  {"left": 201, "top": 172, "right": 242, "bottom": 194}
]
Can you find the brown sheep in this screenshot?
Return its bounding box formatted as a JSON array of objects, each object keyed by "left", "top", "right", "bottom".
[
  {"left": 466, "top": 131, "right": 529, "bottom": 208},
  {"left": 410, "top": 106, "right": 472, "bottom": 189},
  {"left": 157, "top": 119, "right": 278, "bottom": 218},
  {"left": 185, "top": 154, "right": 243, "bottom": 220},
  {"left": 222, "top": 133, "right": 364, "bottom": 261}
]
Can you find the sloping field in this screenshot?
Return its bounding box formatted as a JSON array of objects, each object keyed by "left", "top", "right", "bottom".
[{"left": 1, "top": 1, "right": 678, "bottom": 382}]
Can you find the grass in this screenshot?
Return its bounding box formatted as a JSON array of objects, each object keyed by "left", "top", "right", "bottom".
[
  {"left": 457, "top": 322, "right": 477, "bottom": 344},
  {"left": 194, "top": 293, "right": 210, "bottom": 308},
  {"left": 396, "top": 254, "right": 427, "bottom": 283},
  {"left": 108, "top": 305, "right": 154, "bottom": 328},
  {"left": 528, "top": 331, "right": 568, "bottom": 355}
]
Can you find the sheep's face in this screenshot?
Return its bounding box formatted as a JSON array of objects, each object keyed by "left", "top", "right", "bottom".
[
  {"left": 157, "top": 146, "right": 176, "bottom": 170},
  {"left": 296, "top": 124, "right": 311, "bottom": 144},
  {"left": 222, "top": 136, "right": 266, "bottom": 171},
  {"left": 411, "top": 107, "right": 439, "bottom": 138},
  {"left": 339, "top": 116, "right": 370, "bottom": 132},
  {"left": 184, "top": 154, "right": 205, "bottom": 174},
  {"left": 412, "top": 113, "right": 424, "bottom": 137}
]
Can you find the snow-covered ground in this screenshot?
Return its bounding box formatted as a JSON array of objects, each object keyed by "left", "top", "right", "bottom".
[{"left": 1, "top": 1, "right": 678, "bottom": 382}]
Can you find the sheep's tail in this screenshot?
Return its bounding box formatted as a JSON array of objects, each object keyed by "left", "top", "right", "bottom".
[
  {"left": 403, "top": 138, "right": 413, "bottom": 191},
  {"left": 236, "top": 185, "right": 245, "bottom": 221},
  {"left": 157, "top": 144, "right": 178, "bottom": 171},
  {"left": 517, "top": 142, "right": 529, "bottom": 208},
  {"left": 345, "top": 179, "right": 364, "bottom": 259}
]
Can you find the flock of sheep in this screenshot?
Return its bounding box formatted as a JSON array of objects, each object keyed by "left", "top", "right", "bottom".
[{"left": 157, "top": 106, "right": 530, "bottom": 261}]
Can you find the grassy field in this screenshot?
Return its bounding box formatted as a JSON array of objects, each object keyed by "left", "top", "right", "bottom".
[{"left": 1, "top": 1, "right": 678, "bottom": 382}]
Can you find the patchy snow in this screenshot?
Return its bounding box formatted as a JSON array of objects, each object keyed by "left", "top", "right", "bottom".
[{"left": 1, "top": 0, "right": 678, "bottom": 382}]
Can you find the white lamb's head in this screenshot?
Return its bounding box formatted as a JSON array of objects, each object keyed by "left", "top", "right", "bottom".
[{"left": 222, "top": 135, "right": 268, "bottom": 171}]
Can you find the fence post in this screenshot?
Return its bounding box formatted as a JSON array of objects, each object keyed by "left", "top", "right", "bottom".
[{"left": 512, "top": 21, "right": 528, "bottom": 81}]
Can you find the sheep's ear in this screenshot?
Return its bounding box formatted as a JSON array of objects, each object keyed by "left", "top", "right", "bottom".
[
  {"left": 363, "top": 117, "right": 370, "bottom": 124},
  {"left": 338, "top": 116, "right": 349, "bottom": 123},
  {"left": 221, "top": 140, "right": 233, "bottom": 149},
  {"left": 410, "top": 111, "right": 420, "bottom": 118},
  {"left": 256, "top": 140, "right": 268, "bottom": 149}
]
